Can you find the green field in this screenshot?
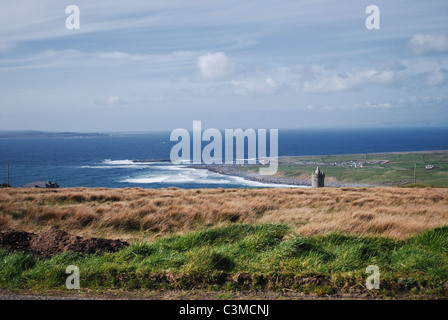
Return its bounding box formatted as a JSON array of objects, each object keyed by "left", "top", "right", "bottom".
[
  {"left": 1, "top": 186, "right": 448, "bottom": 299},
  {"left": 253, "top": 151, "right": 448, "bottom": 187},
  {"left": 1, "top": 224, "right": 447, "bottom": 298}
]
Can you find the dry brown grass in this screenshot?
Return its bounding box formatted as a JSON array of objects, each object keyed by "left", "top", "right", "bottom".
[{"left": 1, "top": 187, "right": 448, "bottom": 241}]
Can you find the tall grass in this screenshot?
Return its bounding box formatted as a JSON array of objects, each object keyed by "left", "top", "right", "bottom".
[{"left": 1, "top": 187, "right": 448, "bottom": 240}]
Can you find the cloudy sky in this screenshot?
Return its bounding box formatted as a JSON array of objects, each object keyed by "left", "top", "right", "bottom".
[{"left": 0, "top": 0, "right": 447, "bottom": 132}]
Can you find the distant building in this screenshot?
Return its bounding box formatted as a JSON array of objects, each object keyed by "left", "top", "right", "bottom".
[
  {"left": 23, "top": 181, "right": 59, "bottom": 188},
  {"left": 311, "top": 167, "right": 325, "bottom": 188}
]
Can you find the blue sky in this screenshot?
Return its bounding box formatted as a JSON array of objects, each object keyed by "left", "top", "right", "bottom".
[{"left": 0, "top": 0, "right": 447, "bottom": 131}]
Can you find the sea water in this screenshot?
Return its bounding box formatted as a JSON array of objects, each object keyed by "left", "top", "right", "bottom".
[{"left": 0, "top": 128, "right": 447, "bottom": 189}]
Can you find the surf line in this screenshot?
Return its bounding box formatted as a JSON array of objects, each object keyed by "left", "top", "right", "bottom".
[{"left": 170, "top": 121, "right": 278, "bottom": 175}]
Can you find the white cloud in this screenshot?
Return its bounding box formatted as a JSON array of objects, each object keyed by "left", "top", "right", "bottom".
[
  {"left": 407, "top": 33, "right": 448, "bottom": 55},
  {"left": 368, "top": 96, "right": 447, "bottom": 110},
  {"left": 353, "top": 101, "right": 393, "bottom": 109},
  {"left": 0, "top": 49, "right": 195, "bottom": 76},
  {"left": 196, "top": 52, "right": 240, "bottom": 81},
  {"left": 376, "top": 58, "right": 406, "bottom": 72},
  {"left": 108, "top": 96, "right": 128, "bottom": 105},
  {"left": 0, "top": 0, "right": 357, "bottom": 50},
  {"left": 303, "top": 95, "right": 448, "bottom": 112},
  {"left": 231, "top": 78, "right": 279, "bottom": 95},
  {"left": 426, "top": 68, "right": 448, "bottom": 87},
  {"left": 293, "top": 69, "right": 398, "bottom": 94}
]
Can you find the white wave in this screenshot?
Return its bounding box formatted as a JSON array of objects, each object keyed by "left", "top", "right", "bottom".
[
  {"left": 81, "top": 165, "right": 150, "bottom": 169},
  {"left": 152, "top": 165, "right": 186, "bottom": 171},
  {"left": 123, "top": 176, "right": 171, "bottom": 184},
  {"left": 121, "top": 167, "right": 231, "bottom": 185},
  {"left": 102, "top": 159, "right": 171, "bottom": 166},
  {"left": 82, "top": 165, "right": 119, "bottom": 169},
  {"left": 79, "top": 160, "right": 172, "bottom": 169},
  {"left": 121, "top": 165, "right": 307, "bottom": 188},
  {"left": 228, "top": 176, "right": 307, "bottom": 188},
  {"left": 103, "top": 159, "right": 135, "bottom": 165},
  {"left": 123, "top": 176, "right": 232, "bottom": 184}
]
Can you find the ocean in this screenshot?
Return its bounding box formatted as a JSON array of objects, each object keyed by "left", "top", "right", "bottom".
[{"left": 0, "top": 128, "right": 447, "bottom": 189}]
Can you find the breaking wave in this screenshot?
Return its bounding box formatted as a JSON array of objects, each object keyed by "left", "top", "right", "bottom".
[{"left": 83, "top": 159, "right": 305, "bottom": 188}]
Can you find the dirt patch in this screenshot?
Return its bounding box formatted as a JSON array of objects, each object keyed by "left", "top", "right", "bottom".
[
  {"left": 0, "top": 231, "right": 34, "bottom": 252},
  {"left": 0, "top": 227, "right": 128, "bottom": 259}
]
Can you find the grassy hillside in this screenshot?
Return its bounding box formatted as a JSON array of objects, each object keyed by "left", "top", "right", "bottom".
[
  {"left": 1, "top": 223, "right": 447, "bottom": 297},
  {"left": 1, "top": 187, "right": 448, "bottom": 298}
]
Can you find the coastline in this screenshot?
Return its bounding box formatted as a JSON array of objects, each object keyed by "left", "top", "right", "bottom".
[
  {"left": 188, "top": 164, "right": 375, "bottom": 188},
  {"left": 186, "top": 149, "right": 448, "bottom": 188}
]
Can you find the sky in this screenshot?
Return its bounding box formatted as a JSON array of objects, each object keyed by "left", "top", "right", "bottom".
[{"left": 0, "top": 0, "right": 447, "bottom": 132}]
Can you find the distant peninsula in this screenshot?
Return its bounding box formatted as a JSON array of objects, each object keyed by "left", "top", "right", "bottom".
[{"left": 0, "top": 131, "right": 109, "bottom": 139}]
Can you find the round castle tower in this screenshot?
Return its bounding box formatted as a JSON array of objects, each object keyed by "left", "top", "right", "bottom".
[{"left": 311, "top": 167, "right": 325, "bottom": 187}]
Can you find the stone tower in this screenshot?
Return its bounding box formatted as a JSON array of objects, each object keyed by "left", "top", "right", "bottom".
[{"left": 311, "top": 167, "right": 325, "bottom": 187}]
